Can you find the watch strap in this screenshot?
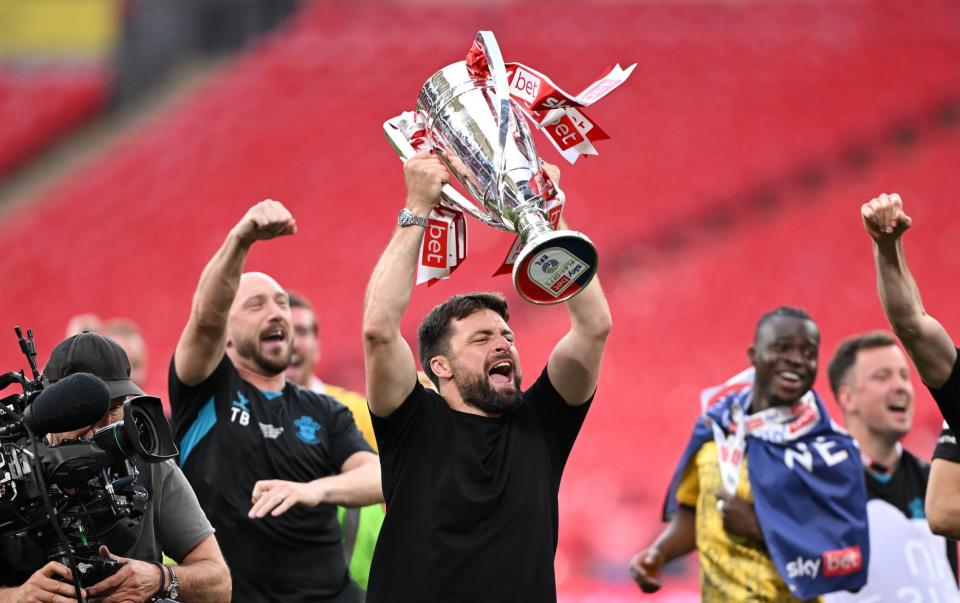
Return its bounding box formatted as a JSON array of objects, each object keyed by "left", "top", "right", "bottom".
[
  {"left": 398, "top": 208, "right": 429, "bottom": 228},
  {"left": 165, "top": 564, "right": 180, "bottom": 600}
]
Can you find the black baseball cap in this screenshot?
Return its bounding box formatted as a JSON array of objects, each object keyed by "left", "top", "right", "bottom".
[{"left": 44, "top": 332, "right": 146, "bottom": 399}]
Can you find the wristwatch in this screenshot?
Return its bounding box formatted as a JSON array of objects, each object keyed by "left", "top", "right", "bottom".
[
  {"left": 164, "top": 565, "right": 180, "bottom": 601},
  {"left": 398, "top": 208, "right": 428, "bottom": 228}
]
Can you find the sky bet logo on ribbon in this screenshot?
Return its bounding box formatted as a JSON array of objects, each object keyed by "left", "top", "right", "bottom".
[
  {"left": 293, "top": 416, "right": 322, "bottom": 445},
  {"left": 510, "top": 67, "right": 541, "bottom": 103},
  {"left": 785, "top": 546, "right": 862, "bottom": 580},
  {"left": 822, "top": 546, "right": 863, "bottom": 577}
]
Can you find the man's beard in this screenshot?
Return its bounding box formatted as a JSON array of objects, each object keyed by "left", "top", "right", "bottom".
[
  {"left": 235, "top": 336, "right": 291, "bottom": 375},
  {"left": 453, "top": 368, "right": 524, "bottom": 415}
]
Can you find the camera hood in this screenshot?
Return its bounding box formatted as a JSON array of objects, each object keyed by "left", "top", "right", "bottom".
[{"left": 115, "top": 396, "right": 178, "bottom": 462}]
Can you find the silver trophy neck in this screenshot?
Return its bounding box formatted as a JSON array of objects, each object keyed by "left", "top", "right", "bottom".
[{"left": 514, "top": 207, "right": 553, "bottom": 245}]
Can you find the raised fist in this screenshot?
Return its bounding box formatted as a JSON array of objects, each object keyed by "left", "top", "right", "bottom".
[
  {"left": 861, "top": 193, "right": 912, "bottom": 243},
  {"left": 403, "top": 152, "right": 450, "bottom": 213},
  {"left": 233, "top": 199, "right": 297, "bottom": 246}
]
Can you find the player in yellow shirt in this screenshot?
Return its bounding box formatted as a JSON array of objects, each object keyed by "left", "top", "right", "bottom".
[{"left": 630, "top": 307, "right": 868, "bottom": 601}]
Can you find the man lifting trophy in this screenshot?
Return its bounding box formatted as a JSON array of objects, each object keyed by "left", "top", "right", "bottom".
[{"left": 384, "top": 31, "right": 633, "bottom": 304}]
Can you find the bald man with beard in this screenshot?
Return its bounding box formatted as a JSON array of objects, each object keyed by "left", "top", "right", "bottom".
[{"left": 169, "top": 200, "right": 383, "bottom": 602}]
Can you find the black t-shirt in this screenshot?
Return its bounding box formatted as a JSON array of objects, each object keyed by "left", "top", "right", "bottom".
[
  {"left": 933, "top": 418, "right": 960, "bottom": 580},
  {"left": 169, "top": 356, "right": 372, "bottom": 603},
  {"left": 866, "top": 449, "right": 957, "bottom": 581},
  {"left": 934, "top": 422, "right": 960, "bottom": 463},
  {"left": 867, "top": 449, "right": 935, "bottom": 518},
  {"left": 366, "top": 367, "right": 592, "bottom": 603},
  {"left": 929, "top": 348, "right": 960, "bottom": 433}
]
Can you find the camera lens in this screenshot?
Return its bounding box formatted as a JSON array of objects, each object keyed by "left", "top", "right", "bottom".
[{"left": 129, "top": 408, "right": 156, "bottom": 456}]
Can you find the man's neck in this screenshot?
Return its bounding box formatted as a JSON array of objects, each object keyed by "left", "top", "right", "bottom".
[
  {"left": 749, "top": 388, "right": 808, "bottom": 414},
  {"left": 300, "top": 374, "right": 324, "bottom": 394},
  {"left": 749, "top": 390, "right": 778, "bottom": 413},
  {"left": 230, "top": 352, "right": 286, "bottom": 391},
  {"left": 853, "top": 428, "right": 901, "bottom": 470}
]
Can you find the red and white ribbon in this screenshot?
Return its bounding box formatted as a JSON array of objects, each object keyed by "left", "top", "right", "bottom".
[
  {"left": 417, "top": 205, "right": 467, "bottom": 286},
  {"left": 467, "top": 38, "right": 635, "bottom": 164}
]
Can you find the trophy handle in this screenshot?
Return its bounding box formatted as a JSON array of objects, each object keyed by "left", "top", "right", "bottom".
[
  {"left": 383, "top": 117, "right": 508, "bottom": 228},
  {"left": 475, "top": 31, "right": 514, "bottom": 212}
]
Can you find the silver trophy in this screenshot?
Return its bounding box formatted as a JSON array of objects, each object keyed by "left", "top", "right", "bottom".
[{"left": 384, "top": 31, "right": 598, "bottom": 304}]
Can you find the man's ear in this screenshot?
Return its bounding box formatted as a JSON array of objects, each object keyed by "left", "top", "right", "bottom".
[
  {"left": 747, "top": 345, "right": 757, "bottom": 367},
  {"left": 836, "top": 384, "right": 856, "bottom": 414},
  {"left": 431, "top": 356, "right": 453, "bottom": 380}
]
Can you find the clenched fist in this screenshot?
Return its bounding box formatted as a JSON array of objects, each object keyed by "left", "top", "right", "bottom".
[
  {"left": 862, "top": 193, "right": 912, "bottom": 243},
  {"left": 715, "top": 490, "right": 763, "bottom": 542},
  {"left": 233, "top": 199, "right": 297, "bottom": 246},
  {"left": 629, "top": 547, "right": 665, "bottom": 593},
  {"left": 403, "top": 152, "right": 450, "bottom": 213}
]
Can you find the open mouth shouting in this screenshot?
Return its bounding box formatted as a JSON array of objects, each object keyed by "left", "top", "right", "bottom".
[
  {"left": 487, "top": 358, "right": 516, "bottom": 388},
  {"left": 886, "top": 396, "right": 911, "bottom": 420},
  {"left": 260, "top": 326, "right": 288, "bottom": 351}
]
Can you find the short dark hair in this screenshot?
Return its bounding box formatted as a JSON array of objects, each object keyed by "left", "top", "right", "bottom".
[
  {"left": 827, "top": 331, "right": 898, "bottom": 398},
  {"left": 754, "top": 306, "right": 815, "bottom": 342},
  {"left": 287, "top": 291, "right": 310, "bottom": 310},
  {"left": 287, "top": 291, "right": 317, "bottom": 335},
  {"left": 417, "top": 292, "right": 510, "bottom": 388}
]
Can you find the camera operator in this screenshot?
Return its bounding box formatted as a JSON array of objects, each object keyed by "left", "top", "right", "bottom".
[{"left": 0, "top": 332, "right": 231, "bottom": 603}]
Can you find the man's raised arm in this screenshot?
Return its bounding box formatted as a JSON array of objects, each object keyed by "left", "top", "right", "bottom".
[
  {"left": 546, "top": 270, "right": 612, "bottom": 405},
  {"left": 862, "top": 193, "right": 956, "bottom": 388},
  {"left": 544, "top": 181, "right": 613, "bottom": 405},
  {"left": 363, "top": 152, "right": 448, "bottom": 417},
  {"left": 175, "top": 200, "right": 296, "bottom": 385}
]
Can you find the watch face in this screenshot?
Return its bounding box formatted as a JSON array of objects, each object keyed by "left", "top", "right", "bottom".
[
  {"left": 166, "top": 567, "right": 180, "bottom": 599},
  {"left": 399, "top": 209, "right": 424, "bottom": 226}
]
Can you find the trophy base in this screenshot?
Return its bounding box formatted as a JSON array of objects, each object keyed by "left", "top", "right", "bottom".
[{"left": 513, "top": 230, "right": 598, "bottom": 304}]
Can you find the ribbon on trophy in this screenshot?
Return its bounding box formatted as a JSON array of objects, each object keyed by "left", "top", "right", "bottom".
[{"left": 467, "top": 39, "right": 635, "bottom": 164}]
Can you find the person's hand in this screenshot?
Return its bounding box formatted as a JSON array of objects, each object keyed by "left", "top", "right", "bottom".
[
  {"left": 403, "top": 151, "right": 449, "bottom": 213},
  {"left": 629, "top": 547, "right": 665, "bottom": 594},
  {"left": 232, "top": 199, "right": 297, "bottom": 247},
  {"left": 715, "top": 490, "right": 763, "bottom": 542},
  {"left": 862, "top": 193, "right": 912, "bottom": 243},
  {"left": 10, "top": 561, "right": 85, "bottom": 603},
  {"left": 84, "top": 546, "right": 163, "bottom": 603},
  {"left": 249, "top": 479, "right": 326, "bottom": 518},
  {"left": 541, "top": 161, "right": 561, "bottom": 186}
]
